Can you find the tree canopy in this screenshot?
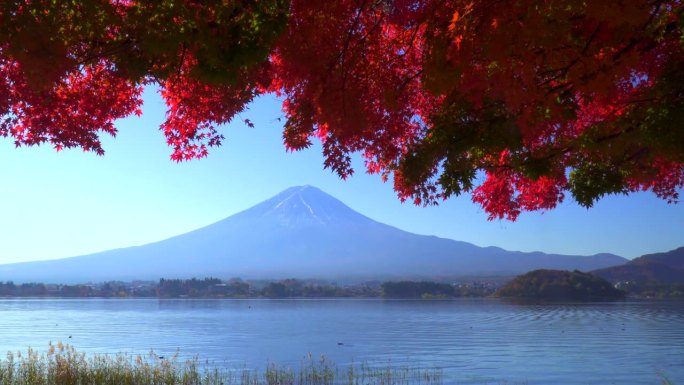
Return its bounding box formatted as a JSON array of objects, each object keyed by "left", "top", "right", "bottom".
[
  {"left": 1, "top": 0, "right": 682, "bottom": 220},
  {"left": 495, "top": 269, "right": 626, "bottom": 301}
]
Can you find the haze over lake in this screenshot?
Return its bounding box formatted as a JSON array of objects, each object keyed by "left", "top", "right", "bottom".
[{"left": 1, "top": 298, "right": 682, "bottom": 384}]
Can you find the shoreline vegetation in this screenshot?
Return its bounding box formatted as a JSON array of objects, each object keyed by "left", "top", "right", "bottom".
[
  {"left": 0, "top": 343, "right": 443, "bottom": 385},
  {"left": 0, "top": 273, "right": 680, "bottom": 300},
  {"left": 0, "top": 344, "right": 676, "bottom": 385},
  {"left": 0, "top": 278, "right": 499, "bottom": 299}
]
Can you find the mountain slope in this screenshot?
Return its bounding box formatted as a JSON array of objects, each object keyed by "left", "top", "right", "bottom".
[
  {"left": 0, "top": 186, "right": 627, "bottom": 283},
  {"left": 592, "top": 247, "right": 684, "bottom": 283},
  {"left": 629, "top": 247, "right": 684, "bottom": 269}
]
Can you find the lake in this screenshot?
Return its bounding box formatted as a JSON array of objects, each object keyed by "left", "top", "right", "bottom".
[{"left": 0, "top": 298, "right": 682, "bottom": 384}]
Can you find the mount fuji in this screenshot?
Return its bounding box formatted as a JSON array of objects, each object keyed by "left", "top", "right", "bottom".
[{"left": 0, "top": 185, "right": 627, "bottom": 282}]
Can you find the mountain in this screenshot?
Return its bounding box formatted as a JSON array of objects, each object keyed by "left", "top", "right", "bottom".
[
  {"left": 592, "top": 247, "right": 684, "bottom": 283},
  {"left": 630, "top": 247, "right": 684, "bottom": 269},
  {"left": 0, "top": 185, "right": 627, "bottom": 283}
]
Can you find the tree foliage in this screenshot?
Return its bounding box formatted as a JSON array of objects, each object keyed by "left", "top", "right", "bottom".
[
  {"left": 381, "top": 281, "right": 456, "bottom": 298},
  {"left": 495, "top": 269, "right": 626, "bottom": 301},
  {"left": 1, "top": 0, "right": 682, "bottom": 219},
  {"left": 381, "top": 280, "right": 495, "bottom": 298}
]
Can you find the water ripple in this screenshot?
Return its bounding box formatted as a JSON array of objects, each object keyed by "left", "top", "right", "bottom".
[{"left": 0, "top": 298, "right": 682, "bottom": 384}]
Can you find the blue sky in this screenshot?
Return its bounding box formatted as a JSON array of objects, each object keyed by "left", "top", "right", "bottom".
[{"left": 0, "top": 88, "right": 682, "bottom": 264}]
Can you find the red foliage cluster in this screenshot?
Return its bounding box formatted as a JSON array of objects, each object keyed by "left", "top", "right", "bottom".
[
  {"left": 1, "top": 0, "right": 682, "bottom": 219},
  {"left": 0, "top": 57, "right": 142, "bottom": 154}
]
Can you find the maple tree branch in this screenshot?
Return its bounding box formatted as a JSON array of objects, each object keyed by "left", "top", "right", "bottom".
[
  {"left": 491, "top": 108, "right": 650, "bottom": 173},
  {"left": 612, "top": 38, "right": 638, "bottom": 63},
  {"left": 624, "top": 146, "right": 649, "bottom": 163},
  {"left": 328, "top": 0, "right": 368, "bottom": 76},
  {"left": 170, "top": 44, "right": 188, "bottom": 87},
  {"left": 396, "top": 69, "right": 424, "bottom": 93},
  {"left": 537, "top": 21, "right": 601, "bottom": 89},
  {"left": 547, "top": 81, "right": 573, "bottom": 93},
  {"left": 339, "top": 10, "right": 384, "bottom": 117},
  {"left": 75, "top": 38, "right": 133, "bottom": 67},
  {"left": 582, "top": 23, "right": 602, "bottom": 55}
]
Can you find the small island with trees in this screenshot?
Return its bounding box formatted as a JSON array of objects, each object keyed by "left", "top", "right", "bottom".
[{"left": 495, "top": 269, "right": 626, "bottom": 301}]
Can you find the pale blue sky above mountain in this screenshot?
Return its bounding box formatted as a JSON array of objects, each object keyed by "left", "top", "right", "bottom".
[{"left": 0, "top": 88, "right": 682, "bottom": 264}]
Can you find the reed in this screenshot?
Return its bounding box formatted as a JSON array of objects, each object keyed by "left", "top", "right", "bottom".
[{"left": 0, "top": 343, "right": 442, "bottom": 385}]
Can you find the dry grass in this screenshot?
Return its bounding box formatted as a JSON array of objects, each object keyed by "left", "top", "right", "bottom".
[{"left": 0, "top": 343, "right": 442, "bottom": 385}]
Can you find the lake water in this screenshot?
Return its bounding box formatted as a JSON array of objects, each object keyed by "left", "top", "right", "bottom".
[{"left": 0, "top": 298, "right": 682, "bottom": 384}]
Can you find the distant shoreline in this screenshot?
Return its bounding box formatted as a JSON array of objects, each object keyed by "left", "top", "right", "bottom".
[
  {"left": 0, "top": 277, "right": 499, "bottom": 299},
  {"left": 1, "top": 274, "right": 680, "bottom": 299}
]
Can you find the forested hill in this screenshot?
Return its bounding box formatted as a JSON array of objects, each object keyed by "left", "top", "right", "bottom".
[{"left": 495, "top": 270, "right": 626, "bottom": 301}]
